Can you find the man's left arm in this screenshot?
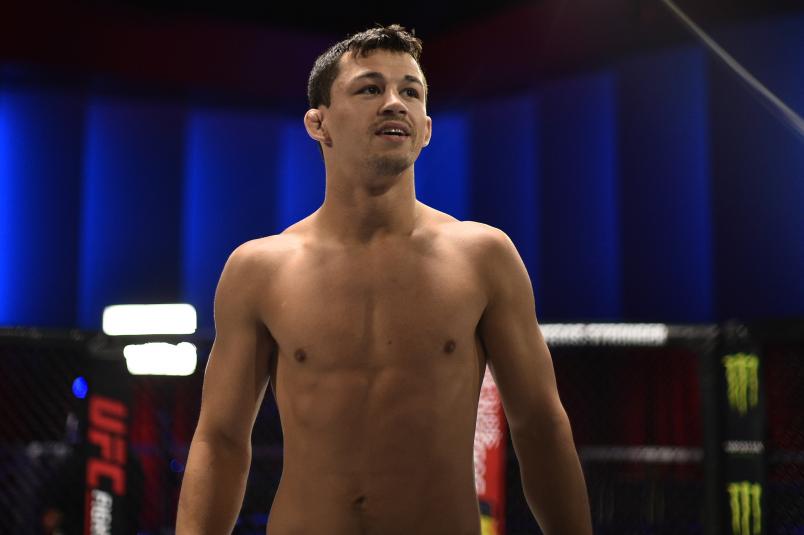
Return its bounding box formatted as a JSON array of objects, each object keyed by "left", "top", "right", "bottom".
[{"left": 477, "top": 227, "right": 592, "bottom": 535}]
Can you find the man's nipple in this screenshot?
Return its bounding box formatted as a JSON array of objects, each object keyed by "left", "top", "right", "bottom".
[
  {"left": 294, "top": 348, "right": 307, "bottom": 363},
  {"left": 352, "top": 495, "right": 367, "bottom": 511},
  {"left": 443, "top": 339, "right": 456, "bottom": 354}
]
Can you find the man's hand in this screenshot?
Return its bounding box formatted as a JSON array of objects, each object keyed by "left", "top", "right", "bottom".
[{"left": 477, "top": 227, "right": 593, "bottom": 535}]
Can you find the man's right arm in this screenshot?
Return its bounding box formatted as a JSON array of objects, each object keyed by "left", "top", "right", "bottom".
[{"left": 176, "top": 242, "right": 274, "bottom": 534}]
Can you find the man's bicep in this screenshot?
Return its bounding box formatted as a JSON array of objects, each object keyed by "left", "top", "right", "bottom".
[
  {"left": 196, "top": 244, "right": 273, "bottom": 446},
  {"left": 479, "top": 231, "right": 566, "bottom": 434}
]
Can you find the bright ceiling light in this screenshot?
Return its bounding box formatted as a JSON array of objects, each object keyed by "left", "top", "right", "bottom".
[
  {"left": 123, "top": 342, "right": 197, "bottom": 376},
  {"left": 102, "top": 304, "right": 197, "bottom": 336}
]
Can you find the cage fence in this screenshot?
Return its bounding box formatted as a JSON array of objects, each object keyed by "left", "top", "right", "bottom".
[
  {"left": 504, "top": 333, "right": 710, "bottom": 535},
  {"left": 763, "top": 330, "right": 804, "bottom": 532},
  {"left": 0, "top": 323, "right": 802, "bottom": 534}
]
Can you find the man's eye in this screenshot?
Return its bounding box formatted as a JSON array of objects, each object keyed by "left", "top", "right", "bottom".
[
  {"left": 403, "top": 88, "right": 420, "bottom": 98},
  {"left": 360, "top": 86, "right": 381, "bottom": 95}
]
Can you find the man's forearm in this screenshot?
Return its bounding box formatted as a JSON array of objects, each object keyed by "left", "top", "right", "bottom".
[
  {"left": 511, "top": 417, "right": 593, "bottom": 535},
  {"left": 176, "top": 436, "right": 251, "bottom": 534}
]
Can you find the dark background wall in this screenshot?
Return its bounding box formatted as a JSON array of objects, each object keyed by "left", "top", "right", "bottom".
[{"left": 1, "top": 1, "right": 802, "bottom": 331}]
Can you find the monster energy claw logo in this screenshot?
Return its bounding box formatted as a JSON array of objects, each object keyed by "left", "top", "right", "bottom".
[
  {"left": 722, "top": 353, "right": 759, "bottom": 415},
  {"left": 728, "top": 481, "right": 762, "bottom": 535}
]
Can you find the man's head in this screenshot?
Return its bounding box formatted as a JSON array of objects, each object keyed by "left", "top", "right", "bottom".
[
  {"left": 304, "top": 25, "right": 432, "bottom": 179},
  {"left": 307, "top": 24, "right": 425, "bottom": 109}
]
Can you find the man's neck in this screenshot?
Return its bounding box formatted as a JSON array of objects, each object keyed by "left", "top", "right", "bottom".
[{"left": 313, "top": 168, "right": 420, "bottom": 245}]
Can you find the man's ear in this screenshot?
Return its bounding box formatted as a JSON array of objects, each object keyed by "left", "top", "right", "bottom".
[
  {"left": 304, "top": 108, "right": 331, "bottom": 146},
  {"left": 422, "top": 115, "right": 432, "bottom": 148}
]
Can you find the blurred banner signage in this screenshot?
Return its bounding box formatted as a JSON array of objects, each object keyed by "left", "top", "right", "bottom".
[
  {"left": 83, "top": 359, "right": 133, "bottom": 535},
  {"left": 475, "top": 368, "right": 507, "bottom": 535},
  {"left": 720, "top": 325, "right": 765, "bottom": 535}
]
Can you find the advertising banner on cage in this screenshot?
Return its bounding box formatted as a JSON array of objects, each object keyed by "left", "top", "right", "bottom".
[
  {"left": 720, "top": 324, "right": 766, "bottom": 535},
  {"left": 475, "top": 368, "right": 507, "bottom": 535},
  {"left": 82, "top": 358, "right": 133, "bottom": 535}
]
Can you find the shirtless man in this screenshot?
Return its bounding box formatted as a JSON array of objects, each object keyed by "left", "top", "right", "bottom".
[{"left": 176, "top": 25, "right": 592, "bottom": 535}]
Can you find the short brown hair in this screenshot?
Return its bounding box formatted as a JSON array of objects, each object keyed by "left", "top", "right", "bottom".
[{"left": 307, "top": 24, "right": 424, "bottom": 109}]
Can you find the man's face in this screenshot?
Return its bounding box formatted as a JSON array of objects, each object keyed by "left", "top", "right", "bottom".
[{"left": 318, "top": 49, "right": 432, "bottom": 177}]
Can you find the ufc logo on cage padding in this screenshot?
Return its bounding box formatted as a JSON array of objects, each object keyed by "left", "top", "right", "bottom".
[{"left": 85, "top": 395, "right": 130, "bottom": 535}]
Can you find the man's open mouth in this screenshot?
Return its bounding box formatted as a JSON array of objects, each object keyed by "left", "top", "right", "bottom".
[{"left": 375, "top": 123, "right": 411, "bottom": 137}]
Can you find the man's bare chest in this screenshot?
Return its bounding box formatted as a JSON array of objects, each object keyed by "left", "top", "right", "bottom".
[{"left": 260, "top": 245, "right": 487, "bottom": 368}]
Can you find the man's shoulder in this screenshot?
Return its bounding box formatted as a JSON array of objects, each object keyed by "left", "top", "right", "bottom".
[
  {"left": 225, "top": 233, "right": 301, "bottom": 275},
  {"left": 431, "top": 220, "right": 524, "bottom": 291},
  {"left": 433, "top": 219, "right": 513, "bottom": 255}
]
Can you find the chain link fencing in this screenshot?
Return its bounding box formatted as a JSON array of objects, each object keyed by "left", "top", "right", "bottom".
[
  {"left": 0, "top": 324, "right": 802, "bottom": 534},
  {"left": 505, "top": 340, "right": 707, "bottom": 535},
  {"left": 763, "top": 325, "right": 804, "bottom": 532}
]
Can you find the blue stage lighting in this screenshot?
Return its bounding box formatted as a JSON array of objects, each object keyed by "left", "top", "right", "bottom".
[{"left": 72, "top": 376, "right": 88, "bottom": 399}]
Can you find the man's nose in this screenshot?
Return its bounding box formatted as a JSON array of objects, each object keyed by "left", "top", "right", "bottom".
[{"left": 379, "top": 89, "right": 407, "bottom": 115}]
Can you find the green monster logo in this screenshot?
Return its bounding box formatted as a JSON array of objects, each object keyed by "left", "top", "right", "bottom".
[
  {"left": 727, "top": 481, "right": 762, "bottom": 535},
  {"left": 722, "top": 353, "right": 759, "bottom": 415}
]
